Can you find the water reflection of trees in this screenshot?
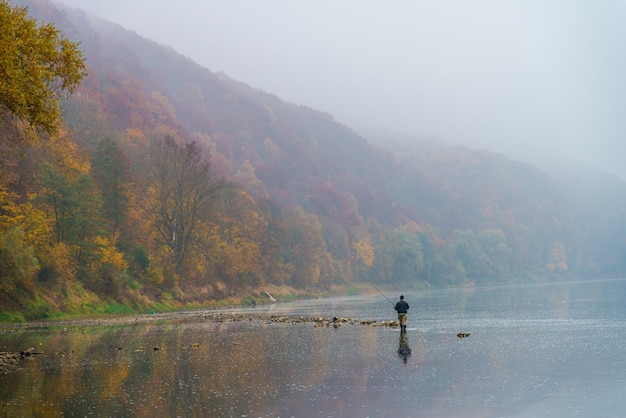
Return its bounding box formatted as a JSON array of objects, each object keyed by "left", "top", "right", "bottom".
[{"left": 1, "top": 321, "right": 369, "bottom": 417}]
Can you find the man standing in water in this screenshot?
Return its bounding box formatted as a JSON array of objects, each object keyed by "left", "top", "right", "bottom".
[{"left": 394, "top": 295, "right": 409, "bottom": 332}]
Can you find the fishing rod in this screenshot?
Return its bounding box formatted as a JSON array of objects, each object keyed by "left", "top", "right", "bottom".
[
  {"left": 371, "top": 268, "right": 395, "bottom": 306},
  {"left": 372, "top": 284, "right": 395, "bottom": 306}
]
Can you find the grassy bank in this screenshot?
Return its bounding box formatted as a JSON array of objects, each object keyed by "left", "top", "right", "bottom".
[{"left": 0, "top": 281, "right": 405, "bottom": 324}]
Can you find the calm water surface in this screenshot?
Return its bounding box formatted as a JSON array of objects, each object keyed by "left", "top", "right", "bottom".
[{"left": 2, "top": 279, "right": 626, "bottom": 417}]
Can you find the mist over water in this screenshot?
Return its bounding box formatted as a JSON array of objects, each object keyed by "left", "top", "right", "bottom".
[{"left": 2, "top": 279, "right": 626, "bottom": 417}]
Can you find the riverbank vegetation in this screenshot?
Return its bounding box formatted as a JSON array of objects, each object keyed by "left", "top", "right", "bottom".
[{"left": 2, "top": 0, "right": 626, "bottom": 322}]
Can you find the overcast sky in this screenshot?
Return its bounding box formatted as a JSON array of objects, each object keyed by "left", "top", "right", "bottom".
[{"left": 58, "top": 0, "right": 626, "bottom": 179}]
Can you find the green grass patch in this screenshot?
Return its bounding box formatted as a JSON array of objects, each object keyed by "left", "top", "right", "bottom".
[
  {"left": 20, "top": 293, "right": 56, "bottom": 321},
  {"left": 275, "top": 293, "right": 298, "bottom": 301},
  {"left": 0, "top": 311, "right": 26, "bottom": 323},
  {"left": 346, "top": 287, "right": 362, "bottom": 296},
  {"left": 146, "top": 301, "right": 177, "bottom": 314},
  {"left": 103, "top": 303, "right": 135, "bottom": 315},
  {"left": 240, "top": 295, "right": 257, "bottom": 305}
]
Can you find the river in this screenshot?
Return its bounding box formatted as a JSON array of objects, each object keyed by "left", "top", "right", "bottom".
[{"left": 2, "top": 278, "right": 626, "bottom": 417}]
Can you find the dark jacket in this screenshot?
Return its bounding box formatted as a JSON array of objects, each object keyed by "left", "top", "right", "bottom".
[{"left": 395, "top": 300, "right": 409, "bottom": 314}]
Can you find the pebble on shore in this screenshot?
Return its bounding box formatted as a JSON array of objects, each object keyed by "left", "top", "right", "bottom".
[
  {"left": 0, "top": 348, "right": 45, "bottom": 374},
  {"left": 0, "top": 352, "right": 23, "bottom": 374}
]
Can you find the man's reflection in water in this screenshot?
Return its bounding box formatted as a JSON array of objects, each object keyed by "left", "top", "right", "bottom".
[{"left": 397, "top": 331, "right": 412, "bottom": 364}]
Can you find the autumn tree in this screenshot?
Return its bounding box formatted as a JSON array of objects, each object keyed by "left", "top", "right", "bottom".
[
  {"left": 364, "top": 219, "right": 395, "bottom": 284},
  {"left": 282, "top": 208, "right": 328, "bottom": 288},
  {"left": 209, "top": 186, "right": 268, "bottom": 287},
  {"left": 390, "top": 229, "right": 424, "bottom": 283},
  {"left": 255, "top": 198, "right": 291, "bottom": 286},
  {"left": 40, "top": 165, "right": 103, "bottom": 257},
  {"left": 91, "top": 137, "right": 132, "bottom": 230},
  {"left": 351, "top": 227, "right": 374, "bottom": 279},
  {"left": 0, "top": 0, "right": 86, "bottom": 135},
  {"left": 0, "top": 226, "right": 38, "bottom": 298},
  {"left": 148, "top": 135, "right": 220, "bottom": 271},
  {"left": 36, "top": 161, "right": 120, "bottom": 293},
  {"left": 417, "top": 228, "right": 450, "bottom": 286},
  {"left": 452, "top": 228, "right": 512, "bottom": 283}
]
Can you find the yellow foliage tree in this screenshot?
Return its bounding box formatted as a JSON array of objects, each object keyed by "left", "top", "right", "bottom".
[
  {"left": 208, "top": 187, "right": 267, "bottom": 287},
  {"left": 43, "top": 242, "right": 76, "bottom": 284},
  {"left": 283, "top": 208, "right": 327, "bottom": 288},
  {"left": 92, "top": 234, "right": 128, "bottom": 272},
  {"left": 43, "top": 128, "right": 91, "bottom": 177},
  {"left": 0, "top": 226, "right": 38, "bottom": 295},
  {"left": 0, "top": 0, "right": 86, "bottom": 135},
  {"left": 352, "top": 231, "right": 375, "bottom": 268}
]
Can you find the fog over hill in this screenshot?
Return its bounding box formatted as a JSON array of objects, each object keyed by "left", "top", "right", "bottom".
[{"left": 58, "top": 0, "right": 626, "bottom": 180}]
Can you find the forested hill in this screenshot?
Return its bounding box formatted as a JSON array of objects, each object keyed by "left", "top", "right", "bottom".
[{"left": 2, "top": 0, "right": 626, "bottom": 320}]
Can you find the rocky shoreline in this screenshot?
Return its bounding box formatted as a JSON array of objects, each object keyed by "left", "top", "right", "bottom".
[
  {"left": 0, "top": 310, "right": 401, "bottom": 374},
  {"left": 0, "top": 348, "right": 44, "bottom": 375},
  {"left": 0, "top": 351, "right": 22, "bottom": 374},
  {"left": 0, "top": 308, "right": 400, "bottom": 330}
]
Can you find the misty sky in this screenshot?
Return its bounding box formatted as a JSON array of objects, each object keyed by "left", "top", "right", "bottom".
[{"left": 58, "top": 0, "right": 626, "bottom": 179}]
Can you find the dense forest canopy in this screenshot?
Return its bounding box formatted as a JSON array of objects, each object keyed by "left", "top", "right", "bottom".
[{"left": 1, "top": 0, "right": 625, "bottom": 321}]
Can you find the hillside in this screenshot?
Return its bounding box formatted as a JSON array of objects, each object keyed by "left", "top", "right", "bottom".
[{"left": 1, "top": 0, "right": 625, "bottom": 321}]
